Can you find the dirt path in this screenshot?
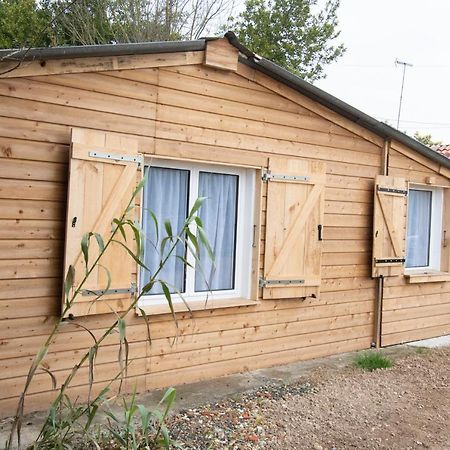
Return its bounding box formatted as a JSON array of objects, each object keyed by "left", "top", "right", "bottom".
[{"left": 169, "top": 347, "right": 450, "bottom": 449}]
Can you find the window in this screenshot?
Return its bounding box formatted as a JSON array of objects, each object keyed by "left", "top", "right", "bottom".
[
  {"left": 405, "top": 185, "right": 443, "bottom": 271},
  {"left": 139, "top": 159, "right": 254, "bottom": 308}
]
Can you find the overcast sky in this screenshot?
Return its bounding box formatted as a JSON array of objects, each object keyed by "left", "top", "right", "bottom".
[{"left": 315, "top": 0, "right": 450, "bottom": 143}]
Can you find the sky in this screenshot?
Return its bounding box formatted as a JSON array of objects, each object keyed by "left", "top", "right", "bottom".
[{"left": 315, "top": 0, "right": 450, "bottom": 143}]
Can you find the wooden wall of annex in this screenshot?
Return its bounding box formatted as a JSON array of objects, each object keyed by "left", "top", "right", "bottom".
[
  {"left": 382, "top": 141, "right": 450, "bottom": 346},
  {"left": 0, "top": 54, "right": 386, "bottom": 417}
]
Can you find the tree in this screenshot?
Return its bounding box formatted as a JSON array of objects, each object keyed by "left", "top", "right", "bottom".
[
  {"left": 414, "top": 131, "right": 442, "bottom": 148},
  {"left": 228, "top": 0, "right": 345, "bottom": 82},
  {"left": 0, "top": 0, "right": 236, "bottom": 49},
  {"left": 0, "top": 0, "right": 51, "bottom": 48}
]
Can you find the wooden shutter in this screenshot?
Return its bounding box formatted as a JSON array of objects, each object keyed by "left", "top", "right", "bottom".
[
  {"left": 441, "top": 188, "right": 450, "bottom": 272},
  {"left": 262, "top": 158, "right": 326, "bottom": 299},
  {"left": 62, "top": 128, "right": 142, "bottom": 317},
  {"left": 372, "top": 175, "right": 408, "bottom": 277}
]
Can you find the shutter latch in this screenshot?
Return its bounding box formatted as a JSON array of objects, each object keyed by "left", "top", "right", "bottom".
[
  {"left": 81, "top": 283, "right": 137, "bottom": 296},
  {"left": 259, "top": 278, "right": 305, "bottom": 288},
  {"left": 262, "top": 170, "right": 309, "bottom": 183}
]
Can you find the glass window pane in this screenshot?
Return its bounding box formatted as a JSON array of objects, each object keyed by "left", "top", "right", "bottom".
[
  {"left": 141, "top": 167, "right": 189, "bottom": 294},
  {"left": 195, "top": 172, "right": 238, "bottom": 292},
  {"left": 406, "top": 189, "right": 432, "bottom": 268}
]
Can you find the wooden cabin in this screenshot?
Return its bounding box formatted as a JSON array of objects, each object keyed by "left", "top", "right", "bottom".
[{"left": 1, "top": 32, "right": 450, "bottom": 417}]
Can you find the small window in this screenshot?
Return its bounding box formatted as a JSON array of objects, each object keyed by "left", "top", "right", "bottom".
[
  {"left": 406, "top": 185, "right": 443, "bottom": 271},
  {"left": 140, "top": 159, "right": 254, "bottom": 307}
]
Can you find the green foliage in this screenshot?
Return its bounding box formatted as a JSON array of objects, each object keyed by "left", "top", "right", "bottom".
[
  {"left": 46, "top": 0, "right": 119, "bottom": 46},
  {"left": 228, "top": 0, "right": 345, "bottom": 82},
  {"left": 102, "top": 387, "right": 176, "bottom": 449},
  {"left": 354, "top": 351, "right": 393, "bottom": 372},
  {"left": 0, "top": 0, "right": 51, "bottom": 48},
  {"left": 414, "top": 131, "right": 442, "bottom": 148},
  {"left": 0, "top": 0, "right": 234, "bottom": 49},
  {"left": 414, "top": 346, "right": 429, "bottom": 355},
  {"left": 31, "top": 392, "right": 106, "bottom": 449},
  {"left": 27, "top": 387, "right": 177, "bottom": 449}
]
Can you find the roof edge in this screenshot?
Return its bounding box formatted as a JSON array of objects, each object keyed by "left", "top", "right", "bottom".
[
  {"left": 223, "top": 31, "right": 450, "bottom": 171},
  {"left": 0, "top": 39, "right": 206, "bottom": 61}
]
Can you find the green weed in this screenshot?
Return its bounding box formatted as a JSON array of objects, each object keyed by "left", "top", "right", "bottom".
[
  {"left": 354, "top": 351, "right": 393, "bottom": 371},
  {"left": 414, "top": 346, "right": 430, "bottom": 355}
]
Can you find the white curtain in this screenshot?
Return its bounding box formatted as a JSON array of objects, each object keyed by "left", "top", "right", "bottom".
[
  {"left": 195, "top": 172, "right": 238, "bottom": 291},
  {"left": 142, "top": 167, "right": 189, "bottom": 294},
  {"left": 406, "top": 189, "right": 432, "bottom": 268}
]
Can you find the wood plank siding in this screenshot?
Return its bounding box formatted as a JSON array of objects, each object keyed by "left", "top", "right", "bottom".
[
  {"left": 381, "top": 143, "right": 450, "bottom": 346},
  {"left": 0, "top": 46, "right": 449, "bottom": 417}
]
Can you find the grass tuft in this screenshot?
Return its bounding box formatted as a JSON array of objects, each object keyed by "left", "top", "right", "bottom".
[
  {"left": 414, "top": 346, "right": 430, "bottom": 355},
  {"left": 354, "top": 351, "right": 393, "bottom": 371}
]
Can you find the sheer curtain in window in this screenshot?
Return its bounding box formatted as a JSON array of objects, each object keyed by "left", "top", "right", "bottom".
[
  {"left": 195, "top": 172, "right": 238, "bottom": 291},
  {"left": 406, "top": 189, "right": 432, "bottom": 268},
  {"left": 142, "top": 167, "right": 189, "bottom": 294}
]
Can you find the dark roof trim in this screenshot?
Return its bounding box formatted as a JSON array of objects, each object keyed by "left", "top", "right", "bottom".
[
  {"left": 1, "top": 32, "right": 449, "bottom": 170},
  {"left": 224, "top": 31, "right": 450, "bottom": 171},
  {"left": 0, "top": 39, "right": 206, "bottom": 61}
]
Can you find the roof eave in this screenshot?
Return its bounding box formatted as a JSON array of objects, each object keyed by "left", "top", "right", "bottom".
[
  {"left": 0, "top": 39, "right": 206, "bottom": 61},
  {"left": 223, "top": 31, "right": 450, "bottom": 171}
]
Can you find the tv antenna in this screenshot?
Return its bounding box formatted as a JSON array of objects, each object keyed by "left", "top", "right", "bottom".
[{"left": 395, "top": 59, "right": 413, "bottom": 129}]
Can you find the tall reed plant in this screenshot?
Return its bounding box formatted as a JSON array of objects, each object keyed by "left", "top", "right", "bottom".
[{"left": 6, "top": 175, "right": 213, "bottom": 450}]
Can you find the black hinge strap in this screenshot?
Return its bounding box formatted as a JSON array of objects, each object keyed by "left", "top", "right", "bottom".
[
  {"left": 377, "top": 186, "right": 408, "bottom": 196},
  {"left": 374, "top": 258, "right": 405, "bottom": 264}
]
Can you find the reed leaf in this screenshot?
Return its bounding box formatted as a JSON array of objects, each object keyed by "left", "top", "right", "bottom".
[
  {"left": 88, "top": 347, "right": 97, "bottom": 403},
  {"left": 112, "top": 218, "right": 127, "bottom": 242},
  {"left": 160, "top": 281, "right": 176, "bottom": 324},
  {"left": 40, "top": 367, "right": 57, "bottom": 390},
  {"left": 197, "top": 225, "right": 214, "bottom": 261},
  {"left": 164, "top": 220, "right": 173, "bottom": 241},
  {"left": 64, "top": 265, "right": 75, "bottom": 302},
  {"left": 149, "top": 210, "right": 159, "bottom": 243},
  {"left": 93, "top": 233, "right": 105, "bottom": 252},
  {"left": 81, "top": 232, "right": 91, "bottom": 273},
  {"left": 111, "top": 239, "right": 150, "bottom": 271},
  {"left": 138, "top": 307, "right": 152, "bottom": 345},
  {"left": 188, "top": 196, "right": 206, "bottom": 218}
]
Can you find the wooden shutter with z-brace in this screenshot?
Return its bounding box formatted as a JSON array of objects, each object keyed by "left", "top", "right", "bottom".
[
  {"left": 372, "top": 175, "right": 408, "bottom": 277},
  {"left": 62, "top": 128, "right": 142, "bottom": 317},
  {"left": 261, "top": 158, "right": 326, "bottom": 299}
]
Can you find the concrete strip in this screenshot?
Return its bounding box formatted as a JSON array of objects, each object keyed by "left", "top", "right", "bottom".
[{"left": 406, "top": 334, "right": 450, "bottom": 348}]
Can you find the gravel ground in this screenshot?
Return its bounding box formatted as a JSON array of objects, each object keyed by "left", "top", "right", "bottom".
[{"left": 169, "top": 347, "right": 450, "bottom": 449}]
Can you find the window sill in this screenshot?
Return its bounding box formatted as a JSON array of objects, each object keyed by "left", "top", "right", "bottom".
[
  {"left": 405, "top": 271, "right": 450, "bottom": 284},
  {"left": 136, "top": 297, "right": 259, "bottom": 316}
]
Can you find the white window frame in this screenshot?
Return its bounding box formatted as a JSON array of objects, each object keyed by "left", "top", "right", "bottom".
[
  {"left": 405, "top": 184, "right": 443, "bottom": 273},
  {"left": 139, "top": 158, "right": 255, "bottom": 308}
]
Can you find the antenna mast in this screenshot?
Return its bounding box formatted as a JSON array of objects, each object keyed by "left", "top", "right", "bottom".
[{"left": 395, "top": 59, "right": 413, "bottom": 129}]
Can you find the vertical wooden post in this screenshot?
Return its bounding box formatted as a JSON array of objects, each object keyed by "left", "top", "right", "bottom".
[{"left": 374, "top": 139, "right": 391, "bottom": 348}]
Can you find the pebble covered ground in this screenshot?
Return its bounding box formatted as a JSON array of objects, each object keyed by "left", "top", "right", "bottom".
[{"left": 168, "top": 347, "right": 450, "bottom": 449}]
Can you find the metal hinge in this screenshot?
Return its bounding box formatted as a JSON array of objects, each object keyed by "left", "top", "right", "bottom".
[
  {"left": 259, "top": 278, "right": 305, "bottom": 288},
  {"left": 377, "top": 186, "right": 408, "bottom": 196},
  {"left": 89, "top": 151, "right": 143, "bottom": 166},
  {"left": 374, "top": 258, "right": 405, "bottom": 264},
  {"left": 262, "top": 170, "right": 309, "bottom": 183},
  {"left": 81, "top": 283, "right": 137, "bottom": 296}
]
